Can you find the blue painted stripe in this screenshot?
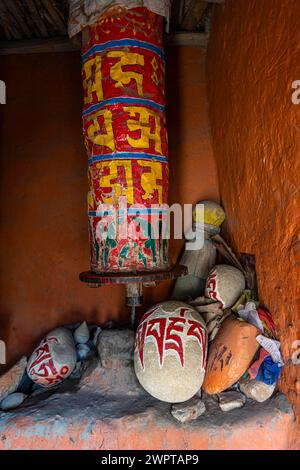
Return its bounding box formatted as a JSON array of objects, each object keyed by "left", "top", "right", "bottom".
[
  {"left": 82, "top": 39, "right": 165, "bottom": 62},
  {"left": 127, "top": 208, "right": 167, "bottom": 215},
  {"left": 88, "top": 211, "right": 114, "bottom": 217},
  {"left": 88, "top": 152, "right": 167, "bottom": 165},
  {"left": 83, "top": 97, "right": 165, "bottom": 116},
  {"left": 89, "top": 207, "right": 168, "bottom": 217}
]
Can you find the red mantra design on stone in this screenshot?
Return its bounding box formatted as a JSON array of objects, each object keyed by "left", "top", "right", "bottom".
[
  {"left": 28, "top": 337, "right": 70, "bottom": 386},
  {"left": 206, "top": 271, "right": 223, "bottom": 306},
  {"left": 135, "top": 307, "right": 207, "bottom": 370}
]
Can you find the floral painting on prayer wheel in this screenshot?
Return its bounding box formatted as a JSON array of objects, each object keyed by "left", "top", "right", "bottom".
[{"left": 81, "top": 6, "right": 170, "bottom": 273}]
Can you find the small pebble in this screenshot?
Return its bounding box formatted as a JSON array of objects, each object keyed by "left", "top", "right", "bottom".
[
  {"left": 76, "top": 343, "right": 90, "bottom": 361},
  {"left": 171, "top": 396, "right": 206, "bottom": 423},
  {"left": 1, "top": 392, "right": 27, "bottom": 411},
  {"left": 218, "top": 391, "right": 246, "bottom": 412},
  {"left": 73, "top": 321, "right": 90, "bottom": 344},
  {"left": 240, "top": 379, "right": 275, "bottom": 402}
]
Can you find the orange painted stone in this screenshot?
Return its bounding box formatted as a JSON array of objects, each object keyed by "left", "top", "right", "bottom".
[{"left": 202, "top": 315, "right": 260, "bottom": 395}]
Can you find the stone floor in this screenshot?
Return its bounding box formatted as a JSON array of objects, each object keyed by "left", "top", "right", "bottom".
[{"left": 0, "top": 330, "right": 295, "bottom": 450}]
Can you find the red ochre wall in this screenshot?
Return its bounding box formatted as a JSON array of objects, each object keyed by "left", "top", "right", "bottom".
[
  {"left": 206, "top": 0, "right": 300, "bottom": 448},
  {"left": 0, "top": 47, "right": 219, "bottom": 365}
]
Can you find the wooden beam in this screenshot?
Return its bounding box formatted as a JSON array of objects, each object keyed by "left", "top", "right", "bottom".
[
  {"left": 0, "top": 2, "right": 24, "bottom": 40},
  {"left": 165, "top": 32, "right": 208, "bottom": 47},
  {"left": 181, "top": 1, "right": 208, "bottom": 31},
  {"left": 0, "top": 32, "right": 209, "bottom": 56},
  {"left": 26, "top": 0, "right": 49, "bottom": 38},
  {"left": 40, "top": 0, "right": 67, "bottom": 35},
  {"left": 2, "top": 0, "right": 33, "bottom": 39},
  {"left": 0, "top": 37, "right": 79, "bottom": 55}
]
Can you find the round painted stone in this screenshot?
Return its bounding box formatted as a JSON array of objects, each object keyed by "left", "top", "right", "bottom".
[
  {"left": 193, "top": 200, "right": 225, "bottom": 228},
  {"left": 27, "top": 327, "right": 77, "bottom": 388},
  {"left": 202, "top": 315, "right": 260, "bottom": 395},
  {"left": 205, "top": 264, "right": 245, "bottom": 308},
  {"left": 134, "top": 301, "right": 207, "bottom": 403}
]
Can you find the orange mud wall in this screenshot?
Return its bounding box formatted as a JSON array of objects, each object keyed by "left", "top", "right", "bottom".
[
  {"left": 207, "top": 0, "right": 300, "bottom": 448},
  {"left": 0, "top": 47, "right": 219, "bottom": 365}
]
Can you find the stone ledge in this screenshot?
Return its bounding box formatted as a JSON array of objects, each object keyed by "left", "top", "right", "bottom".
[
  {"left": 0, "top": 330, "right": 295, "bottom": 450},
  {"left": 0, "top": 365, "right": 294, "bottom": 449}
]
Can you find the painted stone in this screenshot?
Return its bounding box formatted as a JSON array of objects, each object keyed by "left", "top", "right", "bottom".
[
  {"left": 172, "top": 201, "right": 225, "bottom": 302},
  {"left": 193, "top": 200, "right": 225, "bottom": 228},
  {"left": 202, "top": 315, "right": 260, "bottom": 395},
  {"left": 0, "top": 356, "right": 27, "bottom": 402},
  {"left": 205, "top": 264, "right": 245, "bottom": 308},
  {"left": 240, "top": 378, "right": 276, "bottom": 402},
  {"left": 134, "top": 301, "right": 207, "bottom": 403},
  {"left": 0, "top": 392, "right": 27, "bottom": 412},
  {"left": 27, "top": 327, "right": 77, "bottom": 387}
]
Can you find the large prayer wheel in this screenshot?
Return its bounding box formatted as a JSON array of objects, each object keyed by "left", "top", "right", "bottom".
[{"left": 81, "top": 7, "right": 169, "bottom": 273}]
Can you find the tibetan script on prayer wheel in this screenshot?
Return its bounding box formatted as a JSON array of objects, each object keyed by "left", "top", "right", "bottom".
[{"left": 81, "top": 7, "right": 170, "bottom": 272}]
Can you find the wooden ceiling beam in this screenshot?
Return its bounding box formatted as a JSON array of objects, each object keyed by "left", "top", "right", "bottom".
[
  {"left": 2, "top": 0, "right": 33, "bottom": 39},
  {"left": 26, "top": 0, "right": 49, "bottom": 38},
  {"left": 40, "top": 0, "right": 67, "bottom": 35},
  {"left": 181, "top": 1, "right": 208, "bottom": 31},
  {"left": 0, "top": 32, "right": 208, "bottom": 56}
]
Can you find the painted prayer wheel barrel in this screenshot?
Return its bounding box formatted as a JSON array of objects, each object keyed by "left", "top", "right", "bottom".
[{"left": 81, "top": 7, "right": 169, "bottom": 273}]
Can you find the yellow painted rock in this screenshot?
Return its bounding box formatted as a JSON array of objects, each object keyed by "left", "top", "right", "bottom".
[
  {"left": 134, "top": 301, "right": 207, "bottom": 403},
  {"left": 202, "top": 315, "right": 260, "bottom": 395},
  {"left": 193, "top": 200, "right": 225, "bottom": 228}
]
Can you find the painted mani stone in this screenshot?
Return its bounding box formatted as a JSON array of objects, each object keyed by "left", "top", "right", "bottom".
[
  {"left": 134, "top": 301, "right": 207, "bottom": 403},
  {"left": 202, "top": 315, "right": 260, "bottom": 395},
  {"left": 193, "top": 200, "right": 225, "bottom": 228},
  {"left": 27, "top": 328, "right": 77, "bottom": 387},
  {"left": 205, "top": 264, "right": 245, "bottom": 308},
  {"left": 82, "top": 7, "right": 170, "bottom": 272}
]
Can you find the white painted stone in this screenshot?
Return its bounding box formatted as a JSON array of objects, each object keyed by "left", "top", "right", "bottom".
[
  {"left": 134, "top": 301, "right": 207, "bottom": 403},
  {"left": 205, "top": 265, "right": 245, "bottom": 308},
  {"left": 27, "top": 327, "right": 76, "bottom": 387}
]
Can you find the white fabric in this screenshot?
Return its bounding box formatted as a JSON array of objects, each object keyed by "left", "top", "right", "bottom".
[
  {"left": 237, "top": 301, "right": 264, "bottom": 332},
  {"left": 256, "top": 335, "right": 284, "bottom": 366},
  {"left": 68, "top": 0, "right": 171, "bottom": 37}
]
